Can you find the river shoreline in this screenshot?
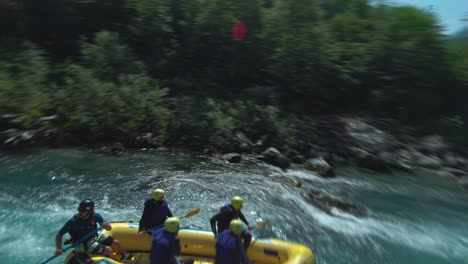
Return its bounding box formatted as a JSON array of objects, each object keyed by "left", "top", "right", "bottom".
[{"left": 1, "top": 115, "right": 467, "bottom": 191}]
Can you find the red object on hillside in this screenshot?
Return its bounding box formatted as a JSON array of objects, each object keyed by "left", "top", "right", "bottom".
[{"left": 232, "top": 20, "right": 247, "bottom": 40}]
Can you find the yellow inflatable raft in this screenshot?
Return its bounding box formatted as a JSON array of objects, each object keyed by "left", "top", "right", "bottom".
[{"left": 65, "top": 222, "right": 316, "bottom": 264}]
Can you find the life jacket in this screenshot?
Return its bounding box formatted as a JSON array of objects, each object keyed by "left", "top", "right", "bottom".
[
  {"left": 215, "top": 230, "right": 243, "bottom": 264},
  {"left": 150, "top": 228, "right": 180, "bottom": 264},
  {"left": 70, "top": 213, "right": 98, "bottom": 243},
  {"left": 217, "top": 204, "right": 240, "bottom": 233},
  {"left": 141, "top": 198, "right": 172, "bottom": 230}
]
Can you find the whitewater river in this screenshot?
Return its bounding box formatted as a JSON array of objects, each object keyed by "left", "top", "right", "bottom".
[{"left": 1, "top": 149, "right": 467, "bottom": 264}]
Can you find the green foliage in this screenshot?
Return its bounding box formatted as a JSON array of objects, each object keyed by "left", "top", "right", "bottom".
[
  {"left": 81, "top": 31, "right": 145, "bottom": 81},
  {"left": 0, "top": 0, "right": 467, "bottom": 148},
  {"left": 0, "top": 43, "right": 50, "bottom": 124},
  {"left": 370, "top": 6, "right": 450, "bottom": 118},
  {"left": 171, "top": 98, "right": 296, "bottom": 145}
]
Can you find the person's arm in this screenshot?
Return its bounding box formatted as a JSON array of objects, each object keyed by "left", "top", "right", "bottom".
[
  {"left": 55, "top": 233, "right": 63, "bottom": 256},
  {"left": 209, "top": 211, "right": 225, "bottom": 236},
  {"left": 239, "top": 211, "right": 253, "bottom": 230},
  {"left": 166, "top": 202, "right": 174, "bottom": 218},
  {"left": 100, "top": 221, "right": 112, "bottom": 231},
  {"left": 239, "top": 211, "right": 249, "bottom": 226},
  {"left": 174, "top": 236, "right": 181, "bottom": 256},
  {"left": 238, "top": 239, "right": 251, "bottom": 264},
  {"left": 139, "top": 202, "right": 150, "bottom": 233},
  {"left": 95, "top": 213, "right": 112, "bottom": 231},
  {"left": 55, "top": 221, "right": 70, "bottom": 256}
]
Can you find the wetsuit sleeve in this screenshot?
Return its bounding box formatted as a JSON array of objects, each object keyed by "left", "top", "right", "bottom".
[
  {"left": 210, "top": 211, "right": 225, "bottom": 235},
  {"left": 166, "top": 202, "right": 173, "bottom": 218},
  {"left": 174, "top": 236, "right": 181, "bottom": 255},
  {"left": 238, "top": 211, "right": 250, "bottom": 226},
  {"left": 168, "top": 236, "right": 180, "bottom": 262},
  {"left": 58, "top": 219, "right": 73, "bottom": 236},
  {"left": 139, "top": 201, "right": 150, "bottom": 232},
  {"left": 93, "top": 213, "right": 104, "bottom": 224},
  {"left": 238, "top": 239, "right": 250, "bottom": 264}
]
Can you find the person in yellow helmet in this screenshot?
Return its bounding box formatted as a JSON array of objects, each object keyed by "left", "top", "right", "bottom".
[
  {"left": 139, "top": 189, "right": 174, "bottom": 234},
  {"left": 215, "top": 220, "right": 251, "bottom": 264},
  {"left": 210, "top": 196, "right": 253, "bottom": 250},
  {"left": 150, "top": 217, "right": 193, "bottom": 264}
]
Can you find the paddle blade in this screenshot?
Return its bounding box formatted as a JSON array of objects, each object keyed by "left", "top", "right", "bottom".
[
  {"left": 255, "top": 220, "right": 272, "bottom": 229},
  {"left": 183, "top": 208, "right": 201, "bottom": 219}
]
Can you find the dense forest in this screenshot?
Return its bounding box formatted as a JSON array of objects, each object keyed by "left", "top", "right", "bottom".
[{"left": 0, "top": 0, "right": 467, "bottom": 150}]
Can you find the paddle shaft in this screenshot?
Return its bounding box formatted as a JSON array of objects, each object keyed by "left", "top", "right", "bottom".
[
  {"left": 40, "top": 227, "right": 103, "bottom": 264},
  {"left": 147, "top": 216, "right": 188, "bottom": 233},
  {"left": 146, "top": 208, "right": 201, "bottom": 234}
]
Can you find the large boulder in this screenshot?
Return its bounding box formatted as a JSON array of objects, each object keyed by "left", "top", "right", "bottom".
[
  {"left": 417, "top": 135, "right": 449, "bottom": 155},
  {"left": 234, "top": 132, "right": 254, "bottom": 153},
  {"left": 257, "top": 147, "right": 290, "bottom": 169},
  {"left": 302, "top": 189, "right": 368, "bottom": 217},
  {"left": 350, "top": 147, "right": 391, "bottom": 172},
  {"left": 224, "top": 153, "right": 242, "bottom": 163},
  {"left": 344, "top": 119, "right": 391, "bottom": 154},
  {"left": 459, "top": 177, "right": 468, "bottom": 190},
  {"left": 304, "top": 157, "right": 335, "bottom": 177}
]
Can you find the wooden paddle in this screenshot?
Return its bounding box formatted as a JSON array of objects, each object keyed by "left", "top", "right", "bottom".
[
  {"left": 255, "top": 220, "right": 272, "bottom": 229},
  {"left": 146, "top": 208, "right": 201, "bottom": 233}
]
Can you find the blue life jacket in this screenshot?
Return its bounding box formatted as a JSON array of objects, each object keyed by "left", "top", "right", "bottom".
[
  {"left": 140, "top": 198, "right": 173, "bottom": 231},
  {"left": 215, "top": 230, "right": 246, "bottom": 264},
  {"left": 216, "top": 204, "right": 241, "bottom": 233},
  {"left": 59, "top": 213, "right": 104, "bottom": 243},
  {"left": 150, "top": 227, "right": 180, "bottom": 264}
]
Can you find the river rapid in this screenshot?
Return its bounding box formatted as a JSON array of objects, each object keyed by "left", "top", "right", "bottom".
[{"left": 0, "top": 149, "right": 467, "bottom": 264}]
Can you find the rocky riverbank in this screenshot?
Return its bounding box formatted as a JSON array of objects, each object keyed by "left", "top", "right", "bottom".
[{"left": 1, "top": 114, "right": 467, "bottom": 192}]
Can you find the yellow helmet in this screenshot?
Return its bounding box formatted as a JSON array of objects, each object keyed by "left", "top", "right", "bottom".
[
  {"left": 152, "top": 189, "right": 165, "bottom": 201},
  {"left": 231, "top": 196, "right": 244, "bottom": 210},
  {"left": 229, "top": 219, "right": 244, "bottom": 235},
  {"left": 164, "top": 217, "right": 180, "bottom": 233}
]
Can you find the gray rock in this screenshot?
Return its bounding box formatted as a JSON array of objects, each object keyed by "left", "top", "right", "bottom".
[
  {"left": 34, "top": 115, "right": 58, "bottom": 126},
  {"left": 418, "top": 135, "right": 448, "bottom": 154},
  {"left": 443, "top": 154, "right": 467, "bottom": 169},
  {"left": 350, "top": 147, "right": 391, "bottom": 172},
  {"left": 258, "top": 147, "right": 290, "bottom": 169},
  {"left": 304, "top": 157, "right": 335, "bottom": 177},
  {"left": 224, "top": 153, "right": 242, "bottom": 163},
  {"left": 303, "top": 189, "right": 368, "bottom": 217},
  {"left": 417, "top": 154, "right": 443, "bottom": 169},
  {"left": 459, "top": 177, "right": 468, "bottom": 190},
  {"left": 344, "top": 119, "right": 390, "bottom": 153}
]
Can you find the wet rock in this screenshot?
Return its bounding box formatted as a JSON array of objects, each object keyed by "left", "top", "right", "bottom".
[
  {"left": 444, "top": 168, "right": 468, "bottom": 178},
  {"left": 135, "top": 132, "right": 159, "bottom": 148},
  {"left": 344, "top": 119, "right": 390, "bottom": 153},
  {"left": 304, "top": 157, "right": 335, "bottom": 177},
  {"left": 2, "top": 129, "right": 36, "bottom": 147},
  {"left": 0, "top": 114, "right": 23, "bottom": 130},
  {"left": 443, "top": 154, "right": 466, "bottom": 169},
  {"left": 34, "top": 115, "right": 58, "bottom": 126},
  {"left": 379, "top": 151, "right": 414, "bottom": 171},
  {"left": 417, "top": 135, "right": 448, "bottom": 155},
  {"left": 99, "top": 142, "right": 125, "bottom": 155},
  {"left": 224, "top": 153, "right": 242, "bottom": 163},
  {"left": 458, "top": 177, "right": 468, "bottom": 190},
  {"left": 283, "top": 146, "right": 304, "bottom": 164},
  {"left": 234, "top": 132, "right": 253, "bottom": 153},
  {"left": 257, "top": 147, "right": 290, "bottom": 169},
  {"left": 350, "top": 147, "right": 391, "bottom": 172},
  {"left": 416, "top": 154, "right": 443, "bottom": 169},
  {"left": 303, "top": 189, "right": 368, "bottom": 217},
  {"left": 279, "top": 176, "right": 302, "bottom": 188}
]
